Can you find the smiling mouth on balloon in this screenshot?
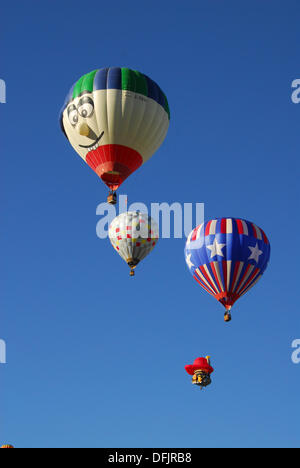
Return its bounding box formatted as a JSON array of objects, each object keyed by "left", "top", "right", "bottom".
[{"left": 79, "top": 131, "right": 104, "bottom": 149}]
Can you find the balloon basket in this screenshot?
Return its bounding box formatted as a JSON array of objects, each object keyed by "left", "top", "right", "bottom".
[
  {"left": 224, "top": 312, "right": 232, "bottom": 323},
  {"left": 192, "top": 371, "right": 211, "bottom": 389},
  {"left": 107, "top": 192, "right": 117, "bottom": 205},
  {"left": 127, "top": 258, "right": 140, "bottom": 275}
]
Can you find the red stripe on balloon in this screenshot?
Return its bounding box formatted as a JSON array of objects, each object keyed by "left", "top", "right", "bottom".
[
  {"left": 210, "top": 262, "right": 222, "bottom": 294},
  {"left": 260, "top": 228, "right": 269, "bottom": 244},
  {"left": 236, "top": 219, "right": 244, "bottom": 235},
  {"left": 86, "top": 144, "right": 143, "bottom": 191},
  {"left": 220, "top": 218, "right": 227, "bottom": 234},
  {"left": 199, "top": 265, "right": 219, "bottom": 295},
  {"left": 205, "top": 221, "right": 212, "bottom": 236}
]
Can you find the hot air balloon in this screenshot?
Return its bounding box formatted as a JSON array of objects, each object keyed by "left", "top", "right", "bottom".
[
  {"left": 60, "top": 67, "right": 170, "bottom": 204},
  {"left": 109, "top": 211, "right": 159, "bottom": 276},
  {"left": 185, "top": 357, "right": 214, "bottom": 389},
  {"left": 185, "top": 218, "right": 271, "bottom": 322},
  {"left": 1, "top": 445, "right": 14, "bottom": 448}
]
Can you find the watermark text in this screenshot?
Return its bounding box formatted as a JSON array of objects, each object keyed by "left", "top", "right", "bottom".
[
  {"left": 96, "top": 195, "right": 204, "bottom": 240},
  {"left": 291, "top": 339, "right": 300, "bottom": 364},
  {"left": 0, "top": 79, "right": 6, "bottom": 103},
  {"left": 291, "top": 79, "right": 300, "bottom": 104},
  {"left": 0, "top": 339, "right": 6, "bottom": 364}
]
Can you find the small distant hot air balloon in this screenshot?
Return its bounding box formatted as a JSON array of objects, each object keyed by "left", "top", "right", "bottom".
[
  {"left": 109, "top": 211, "right": 159, "bottom": 276},
  {"left": 1, "top": 445, "right": 14, "bottom": 448},
  {"left": 185, "top": 357, "right": 214, "bottom": 389},
  {"left": 185, "top": 218, "right": 271, "bottom": 322},
  {"left": 60, "top": 67, "right": 170, "bottom": 204}
]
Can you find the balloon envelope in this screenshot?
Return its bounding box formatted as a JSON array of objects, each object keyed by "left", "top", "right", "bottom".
[
  {"left": 185, "top": 357, "right": 214, "bottom": 375},
  {"left": 109, "top": 211, "right": 159, "bottom": 272},
  {"left": 185, "top": 218, "right": 271, "bottom": 312},
  {"left": 60, "top": 67, "right": 170, "bottom": 192}
]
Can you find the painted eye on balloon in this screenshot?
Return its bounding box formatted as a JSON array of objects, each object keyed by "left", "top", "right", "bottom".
[
  {"left": 78, "top": 97, "right": 94, "bottom": 118},
  {"left": 67, "top": 105, "right": 78, "bottom": 126}
]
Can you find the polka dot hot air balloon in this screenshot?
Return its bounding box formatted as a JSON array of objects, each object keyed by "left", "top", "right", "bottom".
[
  {"left": 60, "top": 67, "right": 170, "bottom": 204},
  {"left": 109, "top": 211, "right": 159, "bottom": 276},
  {"left": 185, "top": 218, "right": 271, "bottom": 322}
]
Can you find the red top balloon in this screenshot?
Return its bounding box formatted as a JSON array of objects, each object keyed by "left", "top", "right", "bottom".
[
  {"left": 185, "top": 357, "right": 214, "bottom": 375},
  {"left": 185, "top": 356, "right": 214, "bottom": 389}
]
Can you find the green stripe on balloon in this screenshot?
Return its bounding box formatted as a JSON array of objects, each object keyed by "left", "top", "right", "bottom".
[
  {"left": 121, "top": 68, "right": 148, "bottom": 97},
  {"left": 72, "top": 70, "right": 97, "bottom": 99},
  {"left": 70, "top": 68, "right": 170, "bottom": 119}
]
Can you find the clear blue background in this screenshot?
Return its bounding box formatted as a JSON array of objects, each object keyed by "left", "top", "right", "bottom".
[{"left": 1, "top": 0, "right": 299, "bottom": 448}]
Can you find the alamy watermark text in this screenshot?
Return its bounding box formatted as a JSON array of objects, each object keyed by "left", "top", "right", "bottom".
[
  {"left": 291, "top": 79, "right": 300, "bottom": 104},
  {"left": 0, "top": 339, "right": 6, "bottom": 364},
  {"left": 0, "top": 79, "right": 6, "bottom": 103},
  {"left": 96, "top": 195, "right": 204, "bottom": 240}
]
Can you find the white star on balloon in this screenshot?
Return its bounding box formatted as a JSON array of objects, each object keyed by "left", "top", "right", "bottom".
[
  {"left": 207, "top": 238, "right": 226, "bottom": 258},
  {"left": 248, "top": 242, "right": 263, "bottom": 263},
  {"left": 186, "top": 253, "right": 195, "bottom": 269}
]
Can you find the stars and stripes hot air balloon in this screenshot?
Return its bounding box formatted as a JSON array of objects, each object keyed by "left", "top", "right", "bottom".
[
  {"left": 60, "top": 67, "right": 170, "bottom": 204},
  {"left": 185, "top": 356, "right": 214, "bottom": 389},
  {"left": 185, "top": 218, "right": 271, "bottom": 322},
  {"left": 109, "top": 211, "right": 159, "bottom": 276}
]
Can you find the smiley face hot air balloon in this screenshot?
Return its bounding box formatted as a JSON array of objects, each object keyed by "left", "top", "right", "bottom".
[
  {"left": 60, "top": 67, "right": 170, "bottom": 204},
  {"left": 185, "top": 218, "right": 271, "bottom": 322},
  {"left": 109, "top": 211, "right": 159, "bottom": 276}
]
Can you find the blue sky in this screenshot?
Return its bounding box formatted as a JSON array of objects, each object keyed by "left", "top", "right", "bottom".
[{"left": 1, "top": 0, "right": 299, "bottom": 448}]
